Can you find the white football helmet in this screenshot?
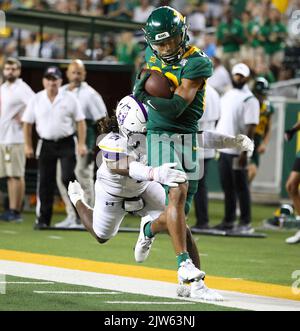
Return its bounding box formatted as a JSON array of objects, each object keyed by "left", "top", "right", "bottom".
[{"left": 116, "top": 95, "right": 148, "bottom": 138}]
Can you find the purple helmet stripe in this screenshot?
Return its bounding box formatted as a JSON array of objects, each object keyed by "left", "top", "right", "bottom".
[{"left": 129, "top": 94, "right": 148, "bottom": 121}]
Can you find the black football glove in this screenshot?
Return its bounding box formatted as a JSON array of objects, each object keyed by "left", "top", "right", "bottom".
[{"left": 133, "top": 71, "right": 151, "bottom": 102}]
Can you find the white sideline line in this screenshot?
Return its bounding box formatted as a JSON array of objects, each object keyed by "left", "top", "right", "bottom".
[
  {"left": 48, "top": 236, "right": 63, "bottom": 240},
  {"left": 34, "top": 291, "right": 119, "bottom": 295},
  {"left": 0, "top": 282, "right": 54, "bottom": 284},
  {"left": 1, "top": 260, "right": 300, "bottom": 311},
  {"left": 1, "top": 230, "right": 17, "bottom": 234},
  {"left": 105, "top": 301, "right": 195, "bottom": 305}
]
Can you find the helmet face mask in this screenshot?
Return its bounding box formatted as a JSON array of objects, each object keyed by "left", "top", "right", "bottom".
[{"left": 144, "top": 6, "right": 188, "bottom": 65}]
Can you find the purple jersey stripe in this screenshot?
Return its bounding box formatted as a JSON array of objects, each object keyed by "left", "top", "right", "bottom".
[{"left": 102, "top": 151, "right": 127, "bottom": 161}]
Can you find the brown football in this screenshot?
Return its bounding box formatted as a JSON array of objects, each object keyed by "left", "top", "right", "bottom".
[{"left": 141, "top": 69, "right": 173, "bottom": 99}]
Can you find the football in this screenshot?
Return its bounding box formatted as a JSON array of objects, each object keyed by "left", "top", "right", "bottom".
[{"left": 141, "top": 69, "right": 173, "bottom": 99}]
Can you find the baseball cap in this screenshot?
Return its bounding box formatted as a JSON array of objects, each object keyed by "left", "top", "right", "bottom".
[
  {"left": 231, "top": 63, "right": 250, "bottom": 78},
  {"left": 43, "top": 66, "right": 62, "bottom": 79}
]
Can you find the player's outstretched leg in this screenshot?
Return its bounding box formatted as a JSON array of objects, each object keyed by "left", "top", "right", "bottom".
[
  {"left": 135, "top": 215, "right": 156, "bottom": 263},
  {"left": 68, "top": 181, "right": 107, "bottom": 243}
]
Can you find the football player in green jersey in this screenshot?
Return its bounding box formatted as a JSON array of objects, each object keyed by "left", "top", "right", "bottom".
[
  {"left": 133, "top": 6, "right": 213, "bottom": 285},
  {"left": 248, "top": 77, "right": 274, "bottom": 183}
]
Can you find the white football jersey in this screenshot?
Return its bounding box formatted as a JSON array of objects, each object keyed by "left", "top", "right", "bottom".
[{"left": 97, "top": 132, "right": 149, "bottom": 198}]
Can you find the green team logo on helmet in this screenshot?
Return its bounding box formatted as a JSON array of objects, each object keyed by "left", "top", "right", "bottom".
[{"left": 143, "top": 6, "right": 188, "bottom": 65}]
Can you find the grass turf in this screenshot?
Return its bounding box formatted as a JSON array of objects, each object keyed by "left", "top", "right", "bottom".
[
  {"left": 0, "top": 200, "right": 299, "bottom": 287},
  {"left": 0, "top": 275, "right": 241, "bottom": 311}
]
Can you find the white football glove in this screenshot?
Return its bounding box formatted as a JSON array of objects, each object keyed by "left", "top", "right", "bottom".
[
  {"left": 234, "top": 134, "right": 254, "bottom": 153},
  {"left": 129, "top": 161, "right": 187, "bottom": 187},
  {"left": 68, "top": 180, "right": 84, "bottom": 206}
]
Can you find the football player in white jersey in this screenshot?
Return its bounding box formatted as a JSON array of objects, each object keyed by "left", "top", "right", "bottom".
[{"left": 68, "top": 95, "right": 253, "bottom": 301}]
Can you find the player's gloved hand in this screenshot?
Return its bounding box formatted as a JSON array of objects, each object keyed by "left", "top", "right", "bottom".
[
  {"left": 151, "top": 162, "right": 187, "bottom": 187},
  {"left": 68, "top": 180, "right": 85, "bottom": 206},
  {"left": 133, "top": 71, "right": 150, "bottom": 102},
  {"left": 285, "top": 129, "right": 296, "bottom": 141},
  {"left": 234, "top": 134, "right": 254, "bottom": 153},
  {"left": 129, "top": 161, "right": 187, "bottom": 187}
]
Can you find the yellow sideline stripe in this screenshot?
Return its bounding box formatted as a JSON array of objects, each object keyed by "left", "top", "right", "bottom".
[{"left": 0, "top": 249, "right": 299, "bottom": 302}]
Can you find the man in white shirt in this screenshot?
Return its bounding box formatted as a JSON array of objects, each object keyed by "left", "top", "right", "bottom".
[
  {"left": 0, "top": 58, "right": 35, "bottom": 222},
  {"left": 208, "top": 56, "right": 232, "bottom": 95},
  {"left": 22, "top": 66, "right": 87, "bottom": 229},
  {"left": 192, "top": 84, "right": 221, "bottom": 231},
  {"left": 55, "top": 59, "right": 107, "bottom": 228},
  {"left": 215, "top": 63, "right": 260, "bottom": 233}
]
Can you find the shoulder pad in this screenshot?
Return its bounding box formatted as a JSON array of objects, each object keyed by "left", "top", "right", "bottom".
[{"left": 98, "top": 132, "right": 128, "bottom": 161}]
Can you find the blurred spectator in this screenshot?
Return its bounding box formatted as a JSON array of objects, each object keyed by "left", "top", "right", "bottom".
[
  {"left": 253, "top": 55, "right": 276, "bottom": 83},
  {"left": 203, "top": 33, "right": 217, "bottom": 58},
  {"left": 208, "top": 56, "right": 232, "bottom": 95},
  {"left": 187, "top": 2, "right": 207, "bottom": 34},
  {"left": 116, "top": 31, "right": 141, "bottom": 68},
  {"left": 106, "top": 0, "right": 134, "bottom": 20},
  {"left": 260, "top": 7, "right": 287, "bottom": 68},
  {"left": 24, "top": 33, "right": 39, "bottom": 58},
  {"left": 216, "top": 7, "right": 245, "bottom": 68},
  {"left": 133, "top": 0, "right": 155, "bottom": 22}
]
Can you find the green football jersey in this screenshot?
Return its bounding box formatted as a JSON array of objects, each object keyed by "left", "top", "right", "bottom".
[{"left": 144, "top": 45, "right": 213, "bottom": 133}]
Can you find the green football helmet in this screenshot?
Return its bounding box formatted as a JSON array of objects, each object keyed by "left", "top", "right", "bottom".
[
  {"left": 253, "top": 77, "right": 269, "bottom": 96},
  {"left": 143, "top": 6, "right": 188, "bottom": 65}
]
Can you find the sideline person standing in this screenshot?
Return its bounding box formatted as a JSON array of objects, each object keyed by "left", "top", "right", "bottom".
[
  {"left": 0, "top": 57, "right": 35, "bottom": 222},
  {"left": 22, "top": 66, "right": 87, "bottom": 229},
  {"left": 215, "top": 63, "right": 259, "bottom": 233},
  {"left": 55, "top": 60, "right": 107, "bottom": 228}
]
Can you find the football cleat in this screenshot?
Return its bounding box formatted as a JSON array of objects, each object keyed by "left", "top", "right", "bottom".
[
  {"left": 178, "top": 259, "right": 205, "bottom": 283},
  {"left": 286, "top": 230, "right": 300, "bottom": 244},
  {"left": 68, "top": 180, "right": 85, "bottom": 206},
  {"left": 134, "top": 216, "right": 155, "bottom": 263},
  {"left": 190, "top": 280, "right": 224, "bottom": 301}
]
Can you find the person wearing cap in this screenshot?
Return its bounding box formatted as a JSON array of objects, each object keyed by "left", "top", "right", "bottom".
[
  {"left": 54, "top": 60, "right": 107, "bottom": 229},
  {"left": 248, "top": 77, "right": 274, "bottom": 183},
  {"left": 0, "top": 57, "right": 35, "bottom": 222},
  {"left": 215, "top": 63, "right": 260, "bottom": 233},
  {"left": 22, "top": 66, "right": 87, "bottom": 230}
]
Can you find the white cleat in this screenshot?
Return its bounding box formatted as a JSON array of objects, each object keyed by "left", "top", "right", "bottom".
[
  {"left": 178, "top": 259, "right": 205, "bottom": 284},
  {"left": 54, "top": 216, "right": 78, "bottom": 228},
  {"left": 190, "top": 280, "right": 224, "bottom": 301},
  {"left": 68, "top": 180, "right": 85, "bottom": 206},
  {"left": 286, "top": 230, "right": 300, "bottom": 244},
  {"left": 134, "top": 216, "right": 155, "bottom": 263}
]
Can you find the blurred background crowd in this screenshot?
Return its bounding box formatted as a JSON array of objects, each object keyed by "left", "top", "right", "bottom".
[{"left": 0, "top": 0, "right": 300, "bottom": 89}]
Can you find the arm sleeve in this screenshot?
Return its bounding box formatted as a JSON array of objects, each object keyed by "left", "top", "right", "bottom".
[
  {"left": 21, "top": 97, "right": 36, "bottom": 124},
  {"left": 73, "top": 95, "right": 86, "bottom": 122},
  {"left": 243, "top": 97, "right": 260, "bottom": 125},
  {"left": 145, "top": 93, "right": 189, "bottom": 119},
  {"left": 88, "top": 90, "right": 107, "bottom": 121},
  {"left": 21, "top": 83, "right": 35, "bottom": 106}
]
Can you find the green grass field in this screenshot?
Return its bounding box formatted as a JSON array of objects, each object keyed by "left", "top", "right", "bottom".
[{"left": 0, "top": 200, "right": 299, "bottom": 311}]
